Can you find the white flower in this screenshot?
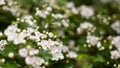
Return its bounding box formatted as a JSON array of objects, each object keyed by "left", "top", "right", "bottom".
[
  {"left": 86, "top": 35, "right": 100, "bottom": 46},
  {"left": 0, "top": 40, "right": 7, "bottom": 46},
  {"left": 67, "top": 51, "right": 77, "bottom": 58},
  {"left": 4, "top": 25, "right": 18, "bottom": 36},
  {"left": 71, "top": 7, "right": 79, "bottom": 14},
  {"left": 25, "top": 56, "right": 45, "bottom": 67},
  {"left": 61, "top": 46, "right": 69, "bottom": 53},
  {"left": 29, "top": 49, "right": 39, "bottom": 56},
  {"left": 77, "top": 27, "right": 83, "bottom": 34},
  {"left": 25, "top": 56, "right": 35, "bottom": 65},
  {"left": 110, "top": 50, "right": 120, "bottom": 60},
  {"left": 112, "top": 36, "right": 120, "bottom": 49},
  {"left": 24, "top": 15, "right": 36, "bottom": 26},
  {"left": 66, "top": 2, "right": 74, "bottom": 8},
  {"left": 19, "top": 48, "right": 28, "bottom": 57},
  {"left": 77, "top": 22, "right": 94, "bottom": 34},
  {"left": 52, "top": 52, "right": 64, "bottom": 61},
  {"left": 48, "top": 32, "right": 54, "bottom": 38},
  {"left": 96, "top": 42, "right": 102, "bottom": 48},
  {"left": 79, "top": 5, "right": 94, "bottom": 19},
  {"left": 61, "top": 19, "right": 69, "bottom": 27},
  {"left": 46, "top": 7, "right": 52, "bottom": 12},
  {"left": 111, "top": 21, "right": 120, "bottom": 34},
  {"left": 4, "top": 25, "right": 29, "bottom": 45},
  {"left": 33, "top": 57, "right": 45, "bottom": 66},
  {"left": 80, "top": 22, "right": 93, "bottom": 29},
  {"left": 2, "top": 6, "right": 10, "bottom": 11},
  {"left": 35, "top": 10, "right": 49, "bottom": 18},
  {"left": 0, "top": 0, "right": 5, "bottom": 5}
]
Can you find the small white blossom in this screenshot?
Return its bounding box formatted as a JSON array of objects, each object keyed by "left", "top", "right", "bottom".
[
  {"left": 79, "top": 5, "right": 94, "bottom": 19},
  {"left": 66, "top": 2, "right": 74, "bottom": 8},
  {"left": 111, "top": 21, "right": 120, "bottom": 34},
  {"left": 25, "top": 56, "right": 45, "bottom": 67},
  {"left": 110, "top": 50, "right": 120, "bottom": 60},
  {"left": 67, "top": 51, "right": 77, "bottom": 58},
  {"left": 61, "top": 46, "right": 69, "bottom": 53},
  {"left": 46, "top": 7, "right": 52, "bottom": 12},
  {"left": 61, "top": 19, "right": 69, "bottom": 27},
  {"left": 25, "top": 56, "right": 35, "bottom": 65},
  {"left": 24, "top": 15, "right": 36, "bottom": 26},
  {"left": 96, "top": 42, "right": 102, "bottom": 48},
  {"left": 19, "top": 48, "right": 28, "bottom": 57},
  {"left": 86, "top": 35, "right": 100, "bottom": 46},
  {"left": 112, "top": 36, "right": 120, "bottom": 49},
  {"left": 77, "top": 22, "right": 94, "bottom": 34},
  {"left": 33, "top": 57, "right": 45, "bottom": 66},
  {"left": 48, "top": 32, "right": 54, "bottom": 38},
  {"left": 35, "top": 9, "right": 49, "bottom": 18},
  {"left": 80, "top": 22, "right": 93, "bottom": 29}
]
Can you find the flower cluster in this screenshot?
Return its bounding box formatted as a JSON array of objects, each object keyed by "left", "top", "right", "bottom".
[
  {"left": 1, "top": 0, "right": 120, "bottom": 68},
  {"left": 0, "top": 0, "right": 77, "bottom": 68}
]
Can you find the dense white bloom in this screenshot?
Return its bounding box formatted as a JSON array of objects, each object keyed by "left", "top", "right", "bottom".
[
  {"left": 77, "top": 22, "right": 94, "bottom": 34},
  {"left": 0, "top": 0, "right": 78, "bottom": 67},
  {"left": 25, "top": 56, "right": 45, "bottom": 67},
  {"left": 38, "top": 40, "right": 65, "bottom": 60},
  {"left": 4, "top": 25, "right": 29, "bottom": 45},
  {"left": 86, "top": 35, "right": 100, "bottom": 46},
  {"left": 80, "top": 22, "right": 93, "bottom": 29},
  {"left": 52, "top": 52, "right": 64, "bottom": 61},
  {"left": 112, "top": 36, "right": 120, "bottom": 49},
  {"left": 110, "top": 50, "right": 120, "bottom": 60},
  {"left": 4, "top": 25, "right": 18, "bottom": 41},
  {"left": 24, "top": 15, "right": 36, "bottom": 26},
  {"left": 111, "top": 21, "right": 120, "bottom": 34},
  {"left": 79, "top": 5, "right": 94, "bottom": 19},
  {"left": 0, "top": 0, "right": 5, "bottom": 5}
]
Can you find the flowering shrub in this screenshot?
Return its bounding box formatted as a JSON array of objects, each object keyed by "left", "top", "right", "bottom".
[{"left": 0, "top": 0, "right": 120, "bottom": 68}]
